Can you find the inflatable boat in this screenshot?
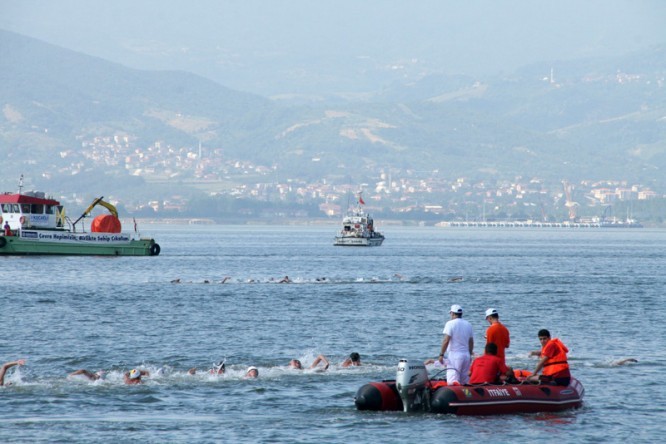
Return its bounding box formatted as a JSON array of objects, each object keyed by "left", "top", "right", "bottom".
[{"left": 355, "top": 359, "right": 584, "bottom": 415}]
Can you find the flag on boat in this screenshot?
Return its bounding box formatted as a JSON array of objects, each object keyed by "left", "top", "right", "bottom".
[{"left": 359, "top": 196, "right": 365, "bottom": 205}]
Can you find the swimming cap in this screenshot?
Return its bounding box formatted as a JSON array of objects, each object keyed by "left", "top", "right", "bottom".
[
  {"left": 129, "top": 369, "right": 141, "bottom": 379},
  {"left": 214, "top": 361, "right": 226, "bottom": 372}
]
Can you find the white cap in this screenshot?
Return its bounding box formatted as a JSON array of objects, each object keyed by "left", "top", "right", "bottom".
[
  {"left": 129, "top": 369, "right": 141, "bottom": 379},
  {"left": 485, "top": 308, "right": 498, "bottom": 317},
  {"left": 450, "top": 304, "right": 463, "bottom": 314}
]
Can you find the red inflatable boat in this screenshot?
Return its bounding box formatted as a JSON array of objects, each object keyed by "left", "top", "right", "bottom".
[{"left": 355, "top": 359, "right": 584, "bottom": 415}]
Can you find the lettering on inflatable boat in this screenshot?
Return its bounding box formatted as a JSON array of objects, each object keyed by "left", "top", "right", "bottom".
[{"left": 487, "top": 388, "right": 510, "bottom": 397}]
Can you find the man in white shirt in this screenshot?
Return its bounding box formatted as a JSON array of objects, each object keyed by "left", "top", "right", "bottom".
[{"left": 438, "top": 304, "right": 474, "bottom": 385}]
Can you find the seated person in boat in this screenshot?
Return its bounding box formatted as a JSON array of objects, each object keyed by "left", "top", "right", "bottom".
[
  {"left": 342, "top": 352, "right": 361, "bottom": 367},
  {"left": 0, "top": 359, "right": 26, "bottom": 386},
  {"left": 289, "top": 354, "right": 329, "bottom": 370},
  {"left": 527, "top": 329, "right": 571, "bottom": 386},
  {"left": 469, "top": 343, "right": 511, "bottom": 384}
]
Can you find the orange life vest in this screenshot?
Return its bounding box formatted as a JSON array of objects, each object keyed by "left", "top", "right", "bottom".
[{"left": 542, "top": 338, "right": 569, "bottom": 376}]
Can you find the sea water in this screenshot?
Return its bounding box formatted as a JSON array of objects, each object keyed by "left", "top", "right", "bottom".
[{"left": 1, "top": 225, "right": 664, "bottom": 443}]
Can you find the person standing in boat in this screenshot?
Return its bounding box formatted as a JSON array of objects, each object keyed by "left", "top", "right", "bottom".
[
  {"left": 3, "top": 221, "right": 11, "bottom": 236},
  {"left": 484, "top": 308, "right": 510, "bottom": 365},
  {"left": 528, "top": 329, "right": 571, "bottom": 386},
  {"left": 438, "top": 304, "right": 474, "bottom": 385}
]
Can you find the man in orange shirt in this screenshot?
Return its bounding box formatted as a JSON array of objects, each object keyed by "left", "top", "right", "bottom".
[{"left": 485, "top": 308, "right": 510, "bottom": 365}]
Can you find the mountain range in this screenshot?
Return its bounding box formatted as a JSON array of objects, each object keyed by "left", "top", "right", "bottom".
[{"left": 1, "top": 28, "right": 666, "bottom": 198}]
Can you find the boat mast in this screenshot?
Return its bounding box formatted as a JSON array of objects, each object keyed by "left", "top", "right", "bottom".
[{"left": 18, "top": 174, "right": 24, "bottom": 194}]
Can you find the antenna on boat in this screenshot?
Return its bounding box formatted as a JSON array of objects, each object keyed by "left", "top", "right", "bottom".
[{"left": 18, "top": 174, "right": 24, "bottom": 194}]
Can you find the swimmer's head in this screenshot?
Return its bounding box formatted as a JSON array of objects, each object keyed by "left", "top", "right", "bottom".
[
  {"left": 289, "top": 359, "right": 302, "bottom": 369},
  {"left": 213, "top": 361, "right": 226, "bottom": 374},
  {"left": 129, "top": 369, "right": 141, "bottom": 380},
  {"left": 245, "top": 366, "right": 259, "bottom": 378}
]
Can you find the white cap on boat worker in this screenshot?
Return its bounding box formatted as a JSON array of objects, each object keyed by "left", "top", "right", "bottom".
[
  {"left": 485, "top": 308, "right": 498, "bottom": 318},
  {"left": 450, "top": 304, "right": 463, "bottom": 315}
]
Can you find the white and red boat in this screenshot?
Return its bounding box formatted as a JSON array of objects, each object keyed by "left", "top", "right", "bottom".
[
  {"left": 334, "top": 192, "right": 384, "bottom": 246},
  {"left": 355, "top": 359, "right": 584, "bottom": 415}
]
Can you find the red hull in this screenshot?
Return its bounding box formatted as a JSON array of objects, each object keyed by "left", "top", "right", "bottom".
[{"left": 355, "top": 378, "right": 584, "bottom": 415}]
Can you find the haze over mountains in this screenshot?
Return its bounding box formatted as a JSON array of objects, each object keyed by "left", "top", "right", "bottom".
[{"left": 1, "top": 1, "right": 665, "bottom": 213}]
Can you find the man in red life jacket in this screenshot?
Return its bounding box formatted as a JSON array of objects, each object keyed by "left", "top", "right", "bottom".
[
  {"left": 528, "top": 329, "right": 571, "bottom": 386},
  {"left": 469, "top": 342, "right": 511, "bottom": 384}
]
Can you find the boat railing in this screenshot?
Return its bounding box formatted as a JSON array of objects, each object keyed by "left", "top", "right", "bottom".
[{"left": 65, "top": 216, "right": 79, "bottom": 232}]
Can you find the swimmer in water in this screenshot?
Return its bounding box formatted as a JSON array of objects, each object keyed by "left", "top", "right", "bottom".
[
  {"left": 612, "top": 358, "right": 638, "bottom": 366},
  {"left": 189, "top": 360, "right": 226, "bottom": 375},
  {"left": 245, "top": 366, "right": 259, "bottom": 378},
  {"left": 341, "top": 352, "right": 361, "bottom": 367},
  {"left": 0, "top": 359, "right": 26, "bottom": 386},
  {"left": 289, "top": 354, "right": 329, "bottom": 370},
  {"left": 124, "top": 368, "right": 149, "bottom": 385},
  {"left": 69, "top": 369, "right": 105, "bottom": 381}
]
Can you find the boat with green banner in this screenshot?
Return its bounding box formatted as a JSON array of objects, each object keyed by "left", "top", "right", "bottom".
[{"left": 0, "top": 180, "right": 160, "bottom": 256}]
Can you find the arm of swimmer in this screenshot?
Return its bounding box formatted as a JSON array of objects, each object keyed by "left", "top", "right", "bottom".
[{"left": 0, "top": 359, "right": 26, "bottom": 386}]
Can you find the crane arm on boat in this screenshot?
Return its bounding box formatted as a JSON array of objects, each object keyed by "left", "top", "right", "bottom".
[{"left": 72, "top": 196, "right": 119, "bottom": 227}]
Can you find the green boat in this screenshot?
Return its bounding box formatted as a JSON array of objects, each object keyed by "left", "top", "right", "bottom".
[{"left": 0, "top": 186, "right": 160, "bottom": 256}]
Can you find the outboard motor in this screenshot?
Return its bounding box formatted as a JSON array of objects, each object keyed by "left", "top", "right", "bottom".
[{"left": 395, "top": 359, "right": 430, "bottom": 412}]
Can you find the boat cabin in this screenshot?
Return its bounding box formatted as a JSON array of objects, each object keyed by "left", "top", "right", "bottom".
[{"left": 0, "top": 192, "right": 65, "bottom": 231}]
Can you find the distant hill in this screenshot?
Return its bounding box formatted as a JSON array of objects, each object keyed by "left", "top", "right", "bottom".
[{"left": 1, "top": 28, "right": 666, "bottom": 199}]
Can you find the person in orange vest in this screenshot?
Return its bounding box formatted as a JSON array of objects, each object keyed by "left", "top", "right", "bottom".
[
  {"left": 528, "top": 329, "right": 571, "bottom": 386},
  {"left": 3, "top": 221, "right": 11, "bottom": 236}
]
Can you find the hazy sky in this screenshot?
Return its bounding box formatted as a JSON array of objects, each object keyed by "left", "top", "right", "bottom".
[{"left": 1, "top": 0, "right": 665, "bottom": 95}]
